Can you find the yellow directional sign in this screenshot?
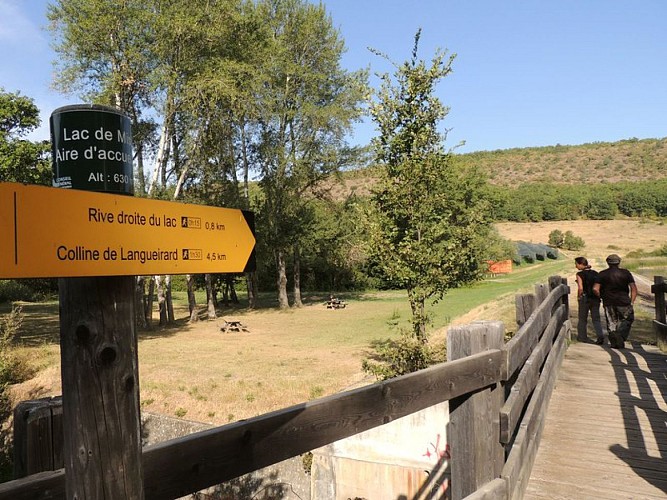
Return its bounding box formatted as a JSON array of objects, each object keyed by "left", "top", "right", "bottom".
[{"left": 0, "top": 183, "right": 255, "bottom": 278}]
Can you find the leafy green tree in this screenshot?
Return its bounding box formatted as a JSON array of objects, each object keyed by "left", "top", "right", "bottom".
[
  {"left": 252, "top": 0, "right": 366, "bottom": 308},
  {"left": 0, "top": 90, "right": 50, "bottom": 185},
  {"left": 367, "top": 31, "right": 491, "bottom": 339}
]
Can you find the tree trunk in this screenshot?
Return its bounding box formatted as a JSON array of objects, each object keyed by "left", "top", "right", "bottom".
[
  {"left": 293, "top": 245, "right": 303, "bottom": 308},
  {"left": 408, "top": 288, "right": 427, "bottom": 341},
  {"left": 246, "top": 272, "right": 257, "bottom": 309},
  {"left": 135, "top": 276, "right": 147, "bottom": 330},
  {"left": 276, "top": 250, "right": 289, "bottom": 309},
  {"left": 146, "top": 276, "right": 155, "bottom": 329},
  {"left": 221, "top": 278, "right": 229, "bottom": 307},
  {"left": 165, "top": 275, "right": 175, "bottom": 324},
  {"left": 156, "top": 275, "right": 167, "bottom": 327},
  {"left": 187, "top": 274, "right": 199, "bottom": 322},
  {"left": 205, "top": 274, "right": 217, "bottom": 319},
  {"left": 173, "top": 165, "right": 189, "bottom": 200},
  {"left": 230, "top": 279, "right": 239, "bottom": 304},
  {"left": 135, "top": 142, "right": 146, "bottom": 196}
]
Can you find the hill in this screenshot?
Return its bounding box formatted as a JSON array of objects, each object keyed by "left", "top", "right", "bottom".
[{"left": 332, "top": 137, "right": 667, "bottom": 199}]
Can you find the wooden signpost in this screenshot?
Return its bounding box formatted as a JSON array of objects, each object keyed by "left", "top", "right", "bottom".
[{"left": 0, "top": 105, "right": 255, "bottom": 499}]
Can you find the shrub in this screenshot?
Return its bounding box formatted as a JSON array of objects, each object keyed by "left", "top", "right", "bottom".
[
  {"left": 562, "top": 231, "right": 585, "bottom": 251},
  {"left": 362, "top": 330, "right": 446, "bottom": 380},
  {"left": 548, "top": 230, "right": 564, "bottom": 248},
  {"left": 0, "top": 279, "right": 57, "bottom": 303},
  {"left": 0, "top": 306, "right": 32, "bottom": 385},
  {"left": 0, "top": 305, "right": 35, "bottom": 481},
  {"left": 548, "top": 229, "right": 585, "bottom": 251}
]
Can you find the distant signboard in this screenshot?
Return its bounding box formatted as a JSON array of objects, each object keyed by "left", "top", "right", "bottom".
[
  {"left": 0, "top": 183, "right": 255, "bottom": 278},
  {"left": 487, "top": 260, "right": 512, "bottom": 275}
]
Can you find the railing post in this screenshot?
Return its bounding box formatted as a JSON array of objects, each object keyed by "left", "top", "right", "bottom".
[
  {"left": 653, "top": 276, "right": 666, "bottom": 324},
  {"left": 534, "top": 283, "right": 549, "bottom": 306},
  {"left": 12, "top": 397, "right": 63, "bottom": 478},
  {"left": 652, "top": 276, "right": 667, "bottom": 352},
  {"left": 447, "top": 321, "right": 505, "bottom": 500},
  {"left": 515, "top": 294, "right": 536, "bottom": 327}
]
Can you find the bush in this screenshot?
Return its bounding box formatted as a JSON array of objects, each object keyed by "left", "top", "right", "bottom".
[
  {"left": 563, "top": 231, "right": 585, "bottom": 251},
  {"left": 0, "top": 305, "right": 35, "bottom": 480},
  {"left": 548, "top": 230, "right": 564, "bottom": 248},
  {"left": 362, "top": 330, "right": 446, "bottom": 380},
  {"left": 547, "top": 230, "right": 585, "bottom": 251},
  {"left": 0, "top": 279, "right": 57, "bottom": 303}
]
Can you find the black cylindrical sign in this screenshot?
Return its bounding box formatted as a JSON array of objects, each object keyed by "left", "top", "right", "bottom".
[{"left": 50, "top": 104, "right": 133, "bottom": 194}]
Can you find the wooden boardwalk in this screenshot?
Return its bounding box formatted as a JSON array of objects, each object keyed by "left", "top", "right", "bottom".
[{"left": 525, "top": 341, "right": 667, "bottom": 499}]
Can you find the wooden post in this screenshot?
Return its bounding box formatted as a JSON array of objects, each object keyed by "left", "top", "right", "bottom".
[
  {"left": 653, "top": 276, "right": 667, "bottom": 352},
  {"left": 59, "top": 276, "right": 143, "bottom": 498},
  {"left": 447, "top": 321, "right": 505, "bottom": 500},
  {"left": 13, "top": 397, "right": 63, "bottom": 478},
  {"left": 653, "top": 276, "right": 666, "bottom": 324},
  {"left": 534, "top": 283, "right": 549, "bottom": 306},
  {"left": 51, "top": 105, "right": 144, "bottom": 498},
  {"left": 515, "top": 294, "right": 536, "bottom": 327}
]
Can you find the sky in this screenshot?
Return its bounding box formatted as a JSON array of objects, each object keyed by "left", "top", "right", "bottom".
[{"left": 1, "top": 0, "right": 666, "bottom": 153}]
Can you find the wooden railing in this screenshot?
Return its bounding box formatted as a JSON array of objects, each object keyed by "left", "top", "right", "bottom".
[
  {"left": 0, "top": 276, "right": 571, "bottom": 500},
  {"left": 652, "top": 276, "right": 667, "bottom": 352}
]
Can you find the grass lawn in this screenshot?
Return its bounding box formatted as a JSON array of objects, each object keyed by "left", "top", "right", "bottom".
[{"left": 2, "top": 249, "right": 661, "bottom": 427}]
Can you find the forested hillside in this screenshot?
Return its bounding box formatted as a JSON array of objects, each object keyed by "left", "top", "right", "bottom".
[
  {"left": 334, "top": 137, "right": 667, "bottom": 199},
  {"left": 456, "top": 137, "right": 667, "bottom": 186}
]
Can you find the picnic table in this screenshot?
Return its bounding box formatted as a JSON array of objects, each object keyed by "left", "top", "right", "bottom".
[
  {"left": 325, "top": 297, "right": 346, "bottom": 309},
  {"left": 220, "top": 318, "right": 248, "bottom": 333}
]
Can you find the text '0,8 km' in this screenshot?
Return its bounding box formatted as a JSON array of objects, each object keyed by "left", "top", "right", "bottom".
[{"left": 0, "top": 183, "right": 255, "bottom": 278}]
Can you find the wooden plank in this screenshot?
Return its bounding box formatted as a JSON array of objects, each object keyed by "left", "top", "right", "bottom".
[
  {"left": 525, "top": 477, "right": 667, "bottom": 500},
  {"left": 461, "top": 477, "right": 507, "bottom": 500},
  {"left": 504, "top": 284, "right": 568, "bottom": 378},
  {"left": 502, "top": 325, "right": 567, "bottom": 499},
  {"left": 0, "top": 470, "right": 65, "bottom": 500},
  {"left": 526, "top": 339, "right": 667, "bottom": 499},
  {"left": 500, "top": 305, "right": 566, "bottom": 444},
  {"left": 448, "top": 322, "right": 505, "bottom": 500}
]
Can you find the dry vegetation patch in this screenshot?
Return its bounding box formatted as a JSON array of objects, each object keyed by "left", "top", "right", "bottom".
[
  {"left": 6, "top": 219, "right": 666, "bottom": 427},
  {"left": 496, "top": 219, "right": 667, "bottom": 265}
]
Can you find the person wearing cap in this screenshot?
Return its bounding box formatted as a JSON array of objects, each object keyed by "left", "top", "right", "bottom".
[{"left": 592, "top": 254, "right": 637, "bottom": 349}]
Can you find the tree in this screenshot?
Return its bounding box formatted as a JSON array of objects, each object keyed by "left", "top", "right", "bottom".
[
  {"left": 252, "top": 0, "right": 366, "bottom": 309},
  {"left": 0, "top": 90, "right": 50, "bottom": 185},
  {"left": 367, "top": 31, "right": 491, "bottom": 339}
]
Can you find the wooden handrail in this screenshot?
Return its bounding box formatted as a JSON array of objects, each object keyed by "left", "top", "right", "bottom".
[
  {"left": 1, "top": 277, "right": 571, "bottom": 500},
  {"left": 0, "top": 349, "right": 504, "bottom": 500}
]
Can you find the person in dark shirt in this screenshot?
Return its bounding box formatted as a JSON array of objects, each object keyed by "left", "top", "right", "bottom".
[
  {"left": 593, "top": 254, "right": 637, "bottom": 349},
  {"left": 574, "top": 257, "right": 604, "bottom": 344}
]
